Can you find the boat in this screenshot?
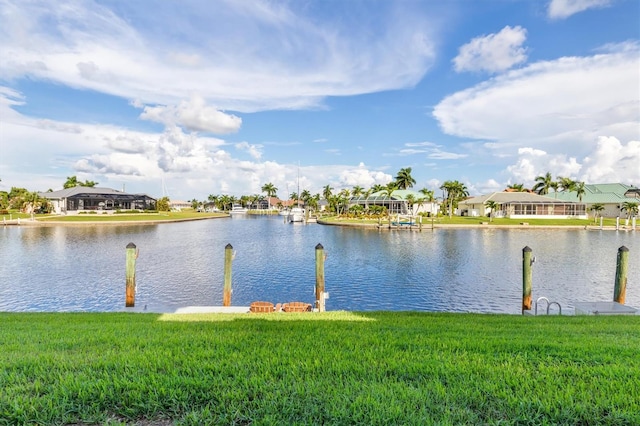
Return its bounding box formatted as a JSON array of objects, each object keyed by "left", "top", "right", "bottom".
[
  {"left": 230, "top": 204, "right": 248, "bottom": 214},
  {"left": 287, "top": 206, "right": 305, "bottom": 223},
  {"left": 279, "top": 208, "right": 290, "bottom": 216},
  {"left": 287, "top": 164, "right": 305, "bottom": 223}
]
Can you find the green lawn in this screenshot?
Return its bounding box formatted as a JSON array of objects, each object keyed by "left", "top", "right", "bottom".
[
  {"left": 320, "top": 215, "right": 622, "bottom": 227},
  {"left": 1, "top": 312, "right": 638, "bottom": 425},
  {"left": 31, "top": 211, "right": 227, "bottom": 222}
]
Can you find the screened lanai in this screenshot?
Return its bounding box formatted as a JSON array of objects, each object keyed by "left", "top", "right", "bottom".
[
  {"left": 349, "top": 190, "right": 431, "bottom": 215},
  {"left": 40, "top": 187, "right": 156, "bottom": 214}
]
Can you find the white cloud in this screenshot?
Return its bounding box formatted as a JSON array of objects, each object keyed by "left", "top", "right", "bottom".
[
  {"left": 235, "top": 141, "right": 263, "bottom": 160},
  {"left": 0, "top": 0, "right": 437, "bottom": 112},
  {"left": 581, "top": 136, "right": 640, "bottom": 183},
  {"left": 505, "top": 137, "right": 640, "bottom": 186},
  {"left": 405, "top": 141, "right": 438, "bottom": 147},
  {"left": 453, "top": 26, "right": 528, "bottom": 73},
  {"left": 139, "top": 96, "right": 242, "bottom": 134},
  {"left": 338, "top": 164, "right": 393, "bottom": 188},
  {"left": 435, "top": 42, "right": 640, "bottom": 156},
  {"left": 0, "top": 88, "right": 401, "bottom": 199},
  {"left": 548, "top": 0, "right": 612, "bottom": 19},
  {"left": 427, "top": 149, "right": 468, "bottom": 160}
]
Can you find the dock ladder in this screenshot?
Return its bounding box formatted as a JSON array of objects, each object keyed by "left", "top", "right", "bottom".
[{"left": 534, "top": 297, "right": 562, "bottom": 315}]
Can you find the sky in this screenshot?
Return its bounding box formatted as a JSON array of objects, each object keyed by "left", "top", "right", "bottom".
[{"left": 0, "top": 0, "right": 639, "bottom": 201}]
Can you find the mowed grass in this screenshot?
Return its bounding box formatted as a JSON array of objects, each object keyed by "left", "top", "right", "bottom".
[
  {"left": 34, "top": 211, "right": 227, "bottom": 222},
  {"left": 321, "top": 215, "right": 621, "bottom": 227},
  {"left": 1, "top": 312, "right": 639, "bottom": 425}
]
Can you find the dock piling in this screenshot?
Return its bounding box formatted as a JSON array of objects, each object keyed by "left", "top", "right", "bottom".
[
  {"left": 223, "top": 243, "right": 234, "bottom": 306},
  {"left": 614, "top": 246, "right": 629, "bottom": 304},
  {"left": 522, "top": 246, "right": 533, "bottom": 314},
  {"left": 125, "top": 242, "right": 138, "bottom": 307},
  {"left": 315, "top": 243, "right": 326, "bottom": 312}
]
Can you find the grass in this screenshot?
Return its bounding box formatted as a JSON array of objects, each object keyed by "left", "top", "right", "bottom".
[
  {"left": 1, "top": 312, "right": 639, "bottom": 425},
  {"left": 321, "top": 215, "right": 623, "bottom": 227},
  {"left": 31, "top": 211, "right": 227, "bottom": 222}
]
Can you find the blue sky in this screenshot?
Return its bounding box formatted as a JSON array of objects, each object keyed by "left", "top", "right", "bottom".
[{"left": 1, "top": 0, "right": 638, "bottom": 201}]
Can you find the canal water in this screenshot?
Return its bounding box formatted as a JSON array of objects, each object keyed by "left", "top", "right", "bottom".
[{"left": 1, "top": 215, "right": 638, "bottom": 314}]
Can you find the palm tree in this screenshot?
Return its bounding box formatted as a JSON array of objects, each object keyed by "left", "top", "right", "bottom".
[
  {"left": 370, "top": 184, "right": 386, "bottom": 193},
  {"left": 621, "top": 201, "right": 639, "bottom": 220},
  {"left": 261, "top": 182, "right": 278, "bottom": 209},
  {"left": 589, "top": 203, "right": 604, "bottom": 223},
  {"left": 405, "top": 194, "right": 416, "bottom": 214},
  {"left": 558, "top": 176, "right": 577, "bottom": 192},
  {"left": 394, "top": 167, "right": 416, "bottom": 190},
  {"left": 301, "top": 189, "right": 311, "bottom": 206},
  {"left": 380, "top": 182, "right": 398, "bottom": 215},
  {"left": 575, "top": 181, "right": 586, "bottom": 202},
  {"left": 532, "top": 172, "right": 554, "bottom": 195},
  {"left": 506, "top": 183, "right": 526, "bottom": 192},
  {"left": 485, "top": 200, "right": 500, "bottom": 222},
  {"left": 25, "top": 191, "right": 40, "bottom": 219},
  {"left": 549, "top": 181, "right": 559, "bottom": 198},
  {"left": 440, "top": 180, "right": 469, "bottom": 218},
  {"left": 351, "top": 185, "right": 364, "bottom": 198},
  {"left": 362, "top": 188, "right": 372, "bottom": 212},
  {"left": 419, "top": 188, "right": 435, "bottom": 215},
  {"left": 322, "top": 184, "right": 333, "bottom": 201}
]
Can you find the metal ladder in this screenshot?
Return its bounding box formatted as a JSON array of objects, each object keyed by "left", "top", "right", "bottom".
[{"left": 535, "top": 297, "right": 562, "bottom": 315}]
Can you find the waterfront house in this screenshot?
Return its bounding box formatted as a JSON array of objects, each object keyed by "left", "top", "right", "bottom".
[
  {"left": 458, "top": 192, "right": 587, "bottom": 219},
  {"left": 40, "top": 187, "right": 156, "bottom": 214},
  {"left": 552, "top": 183, "right": 638, "bottom": 218},
  {"left": 349, "top": 190, "right": 440, "bottom": 216}
]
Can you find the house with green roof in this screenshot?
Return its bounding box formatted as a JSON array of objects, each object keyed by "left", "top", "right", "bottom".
[
  {"left": 552, "top": 183, "right": 638, "bottom": 218},
  {"left": 459, "top": 192, "right": 586, "bottom": 219},
  {"left": 349, "top": 189, "right": 439, "bottom": 215}
]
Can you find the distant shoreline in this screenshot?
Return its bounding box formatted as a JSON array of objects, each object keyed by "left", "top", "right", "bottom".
[
  {"left": 316, "top": 218, "right": 633, "bottom": 231},
  {"left": 2, "top": 215, "right": 228, "bottom": 226}
]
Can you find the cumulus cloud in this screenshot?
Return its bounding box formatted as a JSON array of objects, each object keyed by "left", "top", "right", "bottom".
[
  {"left": 0, "top": 87, "right": 399, "bottom": 199},
  {"left": 548, "top": 0, "right": 612, "bottom": 19},
  {"left": 235, "top": 141, "right": 263, "bottom": 160},
  {"left": 453, "top": 26, "right": 528, "bottom": 73},
  {"left": 434, "top": 42, "right": 640, "bottom": 154},
  {"left": 0, "top": 0, "right": 437, "bottom": 112},
  {"left": 505, "top": 137, "right": 639, "bottom": 186},
  {"left": 139, "top": 96, "right": 242, "bottom": 134},
  {"left": 581, "top": 136, "right": 640, "bottom": 183},
  {"left": 338, "top": 164, "right": 393, "bottom": 188}
]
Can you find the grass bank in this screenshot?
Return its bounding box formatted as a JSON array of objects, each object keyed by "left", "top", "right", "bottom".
[
  {"left": 319, "top": 215, "right": 624, "bottom": 228},
  {"left": 31, "top": 211, "right": 227, "bottom": 223},
  {"left": 1, "top": 312, "right": 639, "bottom": 425}
]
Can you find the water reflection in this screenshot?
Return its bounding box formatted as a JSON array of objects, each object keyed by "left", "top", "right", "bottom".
[{"left": 1, "top": 217, "right": 638, "bottom": 313}]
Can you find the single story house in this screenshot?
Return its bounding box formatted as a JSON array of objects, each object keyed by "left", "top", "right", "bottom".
[
  {"left": 349, "top": 189, "right": 440, "bottom": 216},
  {"left": 459, "top": 192, "right": 587, "bottom": 219},
  {"left": 553, "top": 183, "right": 639, "bottom": 218},
  {"left": 40, "top": 187, "right": 156, "bottom": 214}
]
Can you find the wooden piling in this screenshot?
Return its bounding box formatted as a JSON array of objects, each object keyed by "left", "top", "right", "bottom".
[
  {"left": 125, "top": 242, "right": 137, "bottom": 307},
  {"left": 315, "top": 243, "right": 326, "bottom": 312},
  {"left": 522, "top": 246, "right": 533, "bottom": 314},
  {"left": 223, "top": 243, "right": 233, "bottom": 306},
  {"left": 614, "top": 246, "right": 629, "bottom": 304}
]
